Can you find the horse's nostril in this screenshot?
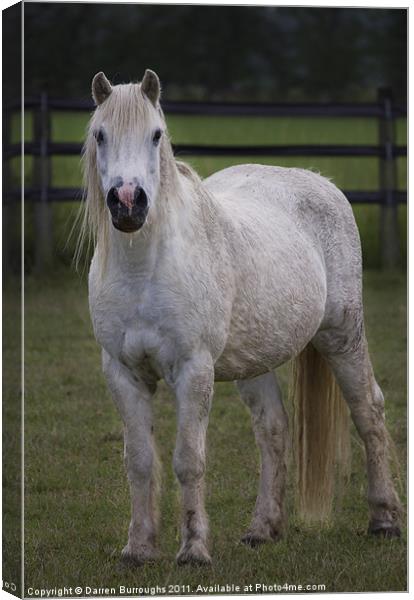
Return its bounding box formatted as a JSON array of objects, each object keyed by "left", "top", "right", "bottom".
[
  {"left": 134, "top": 186, "right": 147, "bottom": 207},
  {"left": 107, "top": 187, "right": 120, "bottom": 209}
]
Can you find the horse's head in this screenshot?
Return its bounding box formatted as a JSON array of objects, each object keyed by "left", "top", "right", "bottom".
[{"left": 89, "top": 69, "right": 165, "bottom": 233}]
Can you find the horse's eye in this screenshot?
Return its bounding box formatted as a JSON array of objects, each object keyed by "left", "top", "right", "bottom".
[
  {"left": 95, "top": 129, "right": 105, "bottom": 145},
  {"left": 152, "top": 129, "right": 162, "bottom": 145}
]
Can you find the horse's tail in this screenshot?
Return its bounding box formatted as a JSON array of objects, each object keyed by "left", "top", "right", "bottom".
[{"left": 292, "top": 343, "right": 350, "bottom": 523}]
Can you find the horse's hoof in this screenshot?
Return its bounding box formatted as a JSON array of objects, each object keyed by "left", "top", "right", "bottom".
[
  {"left": 241, "top": 533, "right": 267, "bottom": 548},
  {"left": 241, "top": 524, "right": 282, "bottom": 547},
  {"left": 121, "top": 544, "right": 158, "bottom": 566},
  {"left": 176, "top": 541, "right": 212, "bottom": 566},
  {"left": 368, "top": 520, "right": 401, "bottom": 539},
  {"left": 176, "top": 552, "right": 212, "bottom": 567}
]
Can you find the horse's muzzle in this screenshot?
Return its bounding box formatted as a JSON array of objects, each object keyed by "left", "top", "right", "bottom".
[{"left": 106, "top": 184, "right": 149, "bottom": 233}]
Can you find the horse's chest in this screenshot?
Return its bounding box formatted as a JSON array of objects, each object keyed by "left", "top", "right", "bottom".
[
  {"left": 89, "top": 283, "right": 187, "bottom": 382},
  {"left": 91, "top": 298, "right": 147, "bottom": 358}
]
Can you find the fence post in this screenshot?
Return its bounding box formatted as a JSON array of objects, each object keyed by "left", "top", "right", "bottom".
[
  {"left": 33, "top": 92, "right": 53, "bottom": 271},
  {"left": 377, "top": 87, "right": 399, "bottom": 269}
]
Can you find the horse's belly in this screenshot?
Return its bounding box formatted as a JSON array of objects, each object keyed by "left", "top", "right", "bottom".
[
  {"left": 214, "top": 328, "right": 316, "bottom": 381},
  {"left": 214, "top": 304, "right": 324, "bottom": 380},
  {"left": 214, "top": 260, "right": 326, "bottom": 381}
]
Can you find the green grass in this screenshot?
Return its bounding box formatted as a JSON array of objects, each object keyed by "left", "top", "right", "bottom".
[
  {"left": 13, "top": 111, "right": 407, "bottom": 268},
  {"left": 7, "top": 268, "right": 405, "bottom": 593},
  {"left": 3, "top": 277, "right": 22, "bottom": 595}
]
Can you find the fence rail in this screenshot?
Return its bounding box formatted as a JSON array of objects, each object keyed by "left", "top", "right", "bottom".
[
  {"left": 5, "top": 187, "right": 407, "bottom": 207},
  {"left": 2, "top": 88, "right": 407, "bottom": 269},
  {"left": 6, "top": 96, "right": 408, "bottom": 117},
  {"left": 3, "top": 142, "right": 408, "bottom": 161}
]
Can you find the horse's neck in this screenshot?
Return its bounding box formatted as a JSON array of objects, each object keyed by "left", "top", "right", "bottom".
[{"left": 105, "top": 227, "right": 158, "bottom": 276}]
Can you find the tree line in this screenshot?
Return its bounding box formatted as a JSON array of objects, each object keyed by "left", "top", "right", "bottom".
[{"left": 4, "top": 4, "right": 407, "bottom": 103}]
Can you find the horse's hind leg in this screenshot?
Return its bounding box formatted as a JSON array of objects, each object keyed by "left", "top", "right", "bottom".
[
  {"left": 313, "top": 319, "right": 402, "bottom": 536},
  {"left": 237, "top": 371, "right": 289, "bottom": 546}
]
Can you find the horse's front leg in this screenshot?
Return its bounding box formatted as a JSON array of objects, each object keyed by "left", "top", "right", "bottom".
[
  {"left": 102, "top": 351, "right": 159, "bottom": 564},
  {"left": 172, "top": 353, "right": 214, "bottom": 566}
]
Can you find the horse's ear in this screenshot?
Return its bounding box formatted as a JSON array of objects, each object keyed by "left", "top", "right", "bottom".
[
  {"left": 141, "top": 69, "right": 161, "bottom": 106},
  {"left": 92, "top": 72, "right": 112, "bottom": 105}
]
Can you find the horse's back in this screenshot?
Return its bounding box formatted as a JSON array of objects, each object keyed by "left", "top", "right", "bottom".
[{"left": 205, "top": 163, "right": 355, "bottom": 228}]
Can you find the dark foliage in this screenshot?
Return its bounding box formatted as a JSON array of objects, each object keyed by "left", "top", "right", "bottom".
[{"left": 7, "top": 4, "right": 408, "bottom": 102}]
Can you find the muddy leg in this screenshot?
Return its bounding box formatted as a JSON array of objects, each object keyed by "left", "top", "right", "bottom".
[
  {"left": 237, "top": 371, "right": 289, "bottom": 546},
  {"left": 103, "top": 351, "right": 160, "bottom": 563},
  {"left": 313, "top": 329, "right": 402, "bottom": 537},
  {"left": 173, "top": 353, "right": 214, "bottom": 565}
]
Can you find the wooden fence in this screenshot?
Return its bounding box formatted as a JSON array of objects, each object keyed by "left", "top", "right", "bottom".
[{"left": 3, "top": 88, "right": 407, "bottom": 270}]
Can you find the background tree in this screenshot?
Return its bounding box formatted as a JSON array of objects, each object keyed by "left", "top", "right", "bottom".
[{"left": 16, "top": 4, "right": 406, "bottom": 103}]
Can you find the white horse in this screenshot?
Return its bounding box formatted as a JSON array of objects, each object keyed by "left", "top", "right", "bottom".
[{"left": 79, "top": 69, "right": 402, "bottom": 566}]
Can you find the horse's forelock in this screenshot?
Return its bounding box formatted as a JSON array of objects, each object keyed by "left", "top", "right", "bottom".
[{"left": 91, "top": 83, "right": 161, "bottom": 146}]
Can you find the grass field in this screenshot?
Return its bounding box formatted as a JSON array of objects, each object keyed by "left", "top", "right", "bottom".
[
  {"left": 3, "top": 268, "right": 405, "bottom": 594},
  {"left": 11, "top": 110, "right": 407, "bottom": 269}
]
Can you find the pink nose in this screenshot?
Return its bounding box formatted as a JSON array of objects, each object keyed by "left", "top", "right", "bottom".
[{"left": 117, "top": 182, "right": 135, "bottom": 210}]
